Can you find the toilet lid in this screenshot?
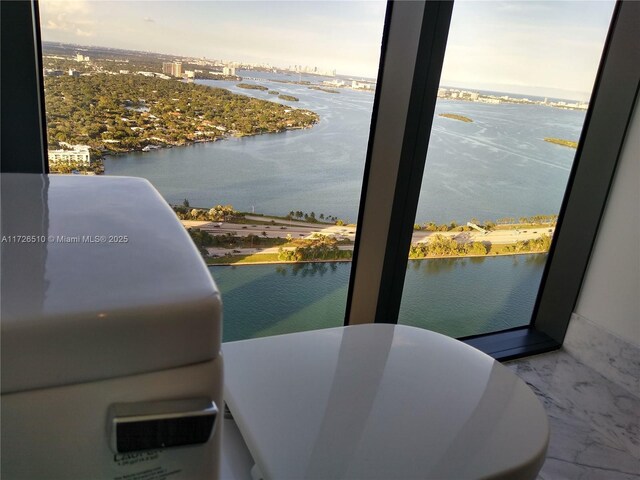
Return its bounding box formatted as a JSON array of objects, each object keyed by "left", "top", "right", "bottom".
[
  {"left": 1, "top": 174, "right": 221, "bottom": 394},
  {"left": 223, "top": 324, "right": 549, "bottom": 480}
]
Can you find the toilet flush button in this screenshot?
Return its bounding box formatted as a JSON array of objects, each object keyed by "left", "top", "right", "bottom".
[{"left": 108, "top": 398, "right": 218, "bottom": 453}]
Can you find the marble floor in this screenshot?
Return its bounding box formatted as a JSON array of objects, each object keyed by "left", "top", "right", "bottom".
[{"left": 507, "top": 349, "right": 640, "bottom": 479}]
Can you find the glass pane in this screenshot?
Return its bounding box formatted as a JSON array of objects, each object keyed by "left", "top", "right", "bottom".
[
  {"left": 398, "top": 0, "right": 615, "bottom": 337},
  {"left": 39, "top": 0, "right": 386, "bottom": 341}
]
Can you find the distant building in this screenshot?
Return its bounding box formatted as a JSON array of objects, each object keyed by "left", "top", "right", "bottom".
[
  {"left": 222, "top": 66, "right": 236, "bottom": 76},
  {"left": 173, "top": 62, "right": 182, "bottom": 77},
  {"left": 162, "top": 61, "right": 183, "bottom": 77},
  {"left": 68, "top": 69, "right": 80, "bottom": 77},
  {"left": 75, "top": 53, "right": 90, "bottom": 62},
  {"left": 352, "top": 80, "right": 373, "bottom": 90},
  {"left": 48, "top": 145, "right": 91, "bottom": 164},
  {"left": 185, "top": 70, "right": 195, "bottom": 79},
  {"left": 44, "top": 68, "right": 64, "bottom": 77}
]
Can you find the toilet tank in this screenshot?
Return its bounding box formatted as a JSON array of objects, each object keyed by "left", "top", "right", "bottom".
[{"left": 1, "top": 174, "right": 223, "bottom": 480}]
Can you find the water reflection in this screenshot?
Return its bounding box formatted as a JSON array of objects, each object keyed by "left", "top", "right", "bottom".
[{"left": 275, "top": 262, "right": 340, "bottom": 277}]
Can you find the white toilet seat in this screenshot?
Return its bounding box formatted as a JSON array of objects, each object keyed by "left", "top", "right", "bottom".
[{"left": 223, "top": 324, "right": 549, "bottom": 480}]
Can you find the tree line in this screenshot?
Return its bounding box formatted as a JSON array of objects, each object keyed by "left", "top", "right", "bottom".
[
  {"left": 278, "top": 236, "right": 351, "bottom": 262},
  {"left": 414, "top": 215, "right": 558, "bottom": 232},
  {"left": 409, "top": 235, "right": 489, "bottom": 258},
  {"left": 173, "top": 202, "right": 239, "bottom": 221},
  {"left": 503, "top": 235, "right": 552, "bottom": 253}
]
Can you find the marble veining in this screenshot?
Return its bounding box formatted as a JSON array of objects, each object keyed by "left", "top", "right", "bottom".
[
  {"left": 508, "top": 348, "right": 640, "bottom": 479},
  {"left": 564, "top": 313, "right": 640, "bottom": 397}
]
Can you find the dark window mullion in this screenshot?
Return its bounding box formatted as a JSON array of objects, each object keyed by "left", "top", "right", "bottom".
[
  {"left": 375, "top": 1, "right": 453, "bottom": 324},
  {"left": 1, "top": 0, "right": 48, "bottom": 173},
  {"left": 346, "top": 1, "right": 454, "bottom": 326}
]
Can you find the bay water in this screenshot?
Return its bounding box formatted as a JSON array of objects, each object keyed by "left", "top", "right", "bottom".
[{"left": 103, "top": 71, "right": 583, "bottom": 340}]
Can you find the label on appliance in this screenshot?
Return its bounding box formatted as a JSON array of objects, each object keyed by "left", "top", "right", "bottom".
[{"left": 111, "top": 450, "right": 183, "bottom": 480}]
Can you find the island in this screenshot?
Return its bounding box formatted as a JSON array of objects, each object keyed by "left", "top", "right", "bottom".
[
  {"left": 278, "top": 94, "right": 299, "bottom": 102},
  {"left": 308, "top": 86, "right": 340, "bottom": 94},
  {"left": 44, "top": 75, "right": 319, "bottom": 159},
  {"left": 237, "top": 83, "right": 269, "bottom": 91},
  {"left": 544, "top": 137, "right": 578, "bottom": 149},
  {"left": 439, "top": 113, "right": 473, "bottom": 123},
  {"left": 176, "top": 204, "right": 557, "bottom": 265}
]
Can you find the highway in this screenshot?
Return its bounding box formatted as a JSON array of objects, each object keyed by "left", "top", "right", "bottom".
[{"left": 181, "top": 217, "right": 554, "bottom": 258}]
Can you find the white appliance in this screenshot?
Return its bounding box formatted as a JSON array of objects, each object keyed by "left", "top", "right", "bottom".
[{"left": 1, "top": 174, "right": 223, "bottom": 480}]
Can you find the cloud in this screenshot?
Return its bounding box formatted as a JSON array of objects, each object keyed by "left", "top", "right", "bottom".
[
  {"left": 144, "top": 17, "right": 154, "bottom": 23},
  {"left": 40, "top": 0, "right": 95, "bottom": 37}
]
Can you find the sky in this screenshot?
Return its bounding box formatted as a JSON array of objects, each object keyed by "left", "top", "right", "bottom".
[{"left": 40, "top": 0, "right": 615, "bottom": 99}]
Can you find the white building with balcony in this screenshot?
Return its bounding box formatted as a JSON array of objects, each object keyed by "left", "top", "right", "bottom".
[{"left": 48, "top": 144, "right": 91, "bottom": 164}]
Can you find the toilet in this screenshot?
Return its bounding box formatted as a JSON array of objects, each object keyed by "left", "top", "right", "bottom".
[
  {"left": 223, "top": 324, "right": 549, "bottom": 480},
  {"left": 1, "top": 173, "right": 548, "bottom": 480},
  {"left": 1, "top": 174, "right": 223, "bottom": 479}
]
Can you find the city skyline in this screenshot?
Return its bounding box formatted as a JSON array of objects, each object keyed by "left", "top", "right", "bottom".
[{"left": 40, "top": 0, "right": 615, "bottom": 100}]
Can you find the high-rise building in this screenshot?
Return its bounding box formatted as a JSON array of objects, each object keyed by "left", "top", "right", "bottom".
[
  {"left": 173, "top": 62, "right": 182, "bottom": 78},
  {"left": 163, "top": 62, "right": 183, "bottom": 77}
]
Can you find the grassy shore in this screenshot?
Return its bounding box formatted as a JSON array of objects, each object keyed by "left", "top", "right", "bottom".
[
  {"left": 544, "top": 137, "right": 578, "bottom": 149},
  {"left": 205, "top": 244, "right": 548, "bottom": 265},
  {"left": 439, "top": 113, "right": 473, "bottom": 123},
  {"left": 206, "top": 249, "right": 547, "bottom": 266}
]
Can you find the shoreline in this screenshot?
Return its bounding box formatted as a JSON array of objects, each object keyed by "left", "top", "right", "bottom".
[
  {"left": 100, "top": 123, "right": 316, "bottom": 159},
  {"left": 207, "top": 250, "right": 547, "bottom": 267}
]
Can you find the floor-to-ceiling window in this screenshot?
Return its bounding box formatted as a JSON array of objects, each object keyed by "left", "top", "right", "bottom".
[
  {"left": 396, "top": 0, "right": 615, "bottom": 338},
  {"left": 38, "top": 0, "right": 386, "bottom": 341},
  {"left": 31, "top": 0, "right": 634, "bottom": 355}
]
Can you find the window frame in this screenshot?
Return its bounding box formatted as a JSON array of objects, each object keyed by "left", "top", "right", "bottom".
[
  {"left": 1, "top": 0, "right": 48, "bottom": 173},
  {"left": 4, "top": 0, "right": 638, "bottom": 361},
  {"left": 347, "top": 0, "right": 638, "bottom": 360}
]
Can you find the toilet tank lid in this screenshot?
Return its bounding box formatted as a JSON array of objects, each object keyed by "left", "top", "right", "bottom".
[{"left": 1, "top": 174, "right": 221, "bottom": 394}]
